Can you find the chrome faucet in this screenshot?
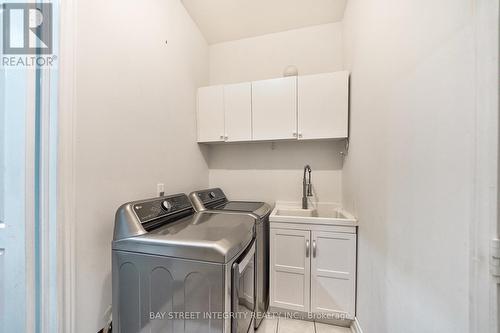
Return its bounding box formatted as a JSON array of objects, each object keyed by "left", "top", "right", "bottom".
[{"left": 302, "top": 165, "right": 313, "bottom": 209}]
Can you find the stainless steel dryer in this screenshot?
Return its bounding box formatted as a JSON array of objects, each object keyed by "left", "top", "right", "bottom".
[
  {"left": 189, "top": 188, "right": 271, "bottom": 329},
  {"left": 112, "top": 193, "right": 256, "bottom": 333}
]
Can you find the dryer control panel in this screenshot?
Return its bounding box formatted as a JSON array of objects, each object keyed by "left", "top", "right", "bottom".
[
  {"left": 132, "top": 194, "right": 192, "bottom": 223},
  {"left": 195, "top": 188, "right": 226, "bottom": 205}
]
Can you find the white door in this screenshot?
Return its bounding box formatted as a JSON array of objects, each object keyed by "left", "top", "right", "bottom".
[
  {"left": 1, "top": 21, "right": 60, "bottom": 331},
  {"left": 197, "top": 85, "right": 225, "bottom": 142},
  {"left": 270, "top": 228, "right": 310, "bottom": 312},
  {"left": 252, "top": 77, "right": 297, "bottom": 141},
  {"left": 224, "top": 82, "right": 252, "bottom": 142},
  {"left": 0, "top": 61, "right": 33, "bottom": 333},
  {"left": 298, "top": 71, "right": 349, "bottom": 140},
  {"left": 310, "top": 231, "right": 356, "bottom": 319}
]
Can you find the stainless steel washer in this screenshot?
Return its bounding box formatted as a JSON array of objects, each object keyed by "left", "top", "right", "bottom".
[
  {"left": 189, "top": 188, "right": 271, "bottom": 329},
  {"left": 112, "top": 193, "right": 256, "bottom": 333}
]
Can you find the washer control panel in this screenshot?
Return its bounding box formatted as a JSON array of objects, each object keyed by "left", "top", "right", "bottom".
[{"left": 133, "top": 194, "right": 192, "bottom": 223}]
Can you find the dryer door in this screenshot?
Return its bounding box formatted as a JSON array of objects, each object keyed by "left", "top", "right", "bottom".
[{"left": 231, "top": 241, "right": 255, "bottom": 333}]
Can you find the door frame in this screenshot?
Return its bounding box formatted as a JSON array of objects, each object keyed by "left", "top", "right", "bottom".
[
  {"left": 25, "top": 55, "right": 37, "bottom": 333},
  {"left": 57, "top": 0, "right": 77, "bottom": 331},
  {"left": 470, "top": 0, "right": 499, "bottom": 332}
]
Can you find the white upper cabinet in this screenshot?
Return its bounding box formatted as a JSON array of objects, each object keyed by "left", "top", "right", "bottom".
[
  {"left": 224, "top": 82, "right": 252, "bottom": 142},
  {"left": 196, "top": 71, "right": 349, "bottom": 143},
  {"left": 298, "top": 71, "right": 349, "bottom": 139},
  {"left": 197, "top": 85, "right": 224, "bottom": 142},
  {"left": 252, "top": 77, "right": 297, "bottom": 141}
]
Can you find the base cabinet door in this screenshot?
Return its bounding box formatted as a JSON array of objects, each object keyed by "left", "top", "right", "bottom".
[
  {"left": 270, "top": 228, "right": 310, "bottom": 312},
  {"left": 310, "top": 231, "right": 356, "bottom": 319}
]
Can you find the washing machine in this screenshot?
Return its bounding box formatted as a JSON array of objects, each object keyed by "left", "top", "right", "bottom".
[
  {"left": 189, "top": 188, "right": 271, "bottom": 329},
  {"left": 112, "top": 193, "right": 256, "bottom": 333}
]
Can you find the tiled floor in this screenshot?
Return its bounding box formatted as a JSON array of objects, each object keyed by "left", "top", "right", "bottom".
[{"left": 256, "top": 317, "right": 351, "bottom": 333}]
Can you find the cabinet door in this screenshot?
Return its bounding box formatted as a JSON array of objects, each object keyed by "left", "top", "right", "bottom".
[
  {"left": 311, "top": 231, "right": 356, "bottom": 319},
  {"left": 224, "top": 82, "right": 252, "bottom": 142},
  {"left": 269, "top": 228, "right": 310, "bottom": 312},
  {"left": 298, "top": 71, "right": 349, "bottom": 140},
  {"left": 252, "top": 77, "right": 297, "bottom": 141},
  {"left": 197, "top": 85, "right": 224, "bottom": 142}
]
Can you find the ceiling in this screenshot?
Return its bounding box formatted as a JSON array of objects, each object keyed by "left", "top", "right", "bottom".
[{"left": 181, "top": 0, "right": 348, "bottom": 44}]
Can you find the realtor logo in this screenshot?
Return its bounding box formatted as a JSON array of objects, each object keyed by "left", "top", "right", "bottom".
[{"left": 2, "top": 3, "right": 53, "bottom": 54}]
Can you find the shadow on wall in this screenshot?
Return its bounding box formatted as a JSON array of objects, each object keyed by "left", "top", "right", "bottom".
[
  {"left": 98, "top": 273, "right": 112, "bottom": 331},
  {"left": 205, "top": 140, "right": 345, "bottom": 170},
  {"left": 197, "top": 143, "right": 211, "bottom": 168}
]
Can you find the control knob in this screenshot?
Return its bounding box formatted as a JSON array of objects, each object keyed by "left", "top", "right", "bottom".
[{"left": 162, "top": 200, "right": 172, "bottom": 212}]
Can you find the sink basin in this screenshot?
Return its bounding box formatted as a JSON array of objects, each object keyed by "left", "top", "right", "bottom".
[
  {"left": 275, "top": 208, "right": 315, "bottom": 217},
  {"left": 275, "top": 208, "right": 348, "bottom": 219},
  {"left": 271, "top": 202, "right": 357, "bottom": 226},
  {"left": 313, "top": 209, "right": 349, "bottom": 219}
]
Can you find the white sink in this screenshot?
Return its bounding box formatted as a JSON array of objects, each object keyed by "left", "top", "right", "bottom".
[
  {"left": 275, "top": 208, "right": 316, "bottom": 217},
  {"left": 275, "top": 207, "right": 349, "bottom": 219},
  {"left": 271, "top": 202, "right": 357, "bottom": 226}
]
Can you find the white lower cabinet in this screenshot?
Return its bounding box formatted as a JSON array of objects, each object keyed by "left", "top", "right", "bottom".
[
  {"left": 270, "top": 226, "right": 356, "bottom": 320},
  {"left": 270, "top": 228, "right": 311, "bottom": 312},
  {"left": 310, "top": 231, "right": 356, "bottom": 318}
]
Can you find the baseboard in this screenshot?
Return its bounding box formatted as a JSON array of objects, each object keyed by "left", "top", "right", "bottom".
[{"left": 350, "top": 317, "right": 363, "bottom": 333}]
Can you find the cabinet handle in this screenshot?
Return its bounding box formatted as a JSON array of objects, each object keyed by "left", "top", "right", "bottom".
[
  {"left": 312, "top": 240, "right": 317, "bottom": 258},
  {"left": 306, "top": 240, "right": 310, "bottom": 257},
  {"left": 298, "top": 132, "right": 303, "bottom": 138},
  {"left": 219, "top": 135, "right": 224, "bottom": 139},
  {"left": 224, "top": 135, "right": 228, "bottom": 140},
  {"left": 293, "top": 132, "right": 297, "bottom": 137}
]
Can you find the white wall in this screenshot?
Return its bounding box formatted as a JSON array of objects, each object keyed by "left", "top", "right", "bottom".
[
  {"left": 341, "top": 1, "right": 476, "bottom": 332},
  {"left": 209, "top": 22, "right": 343, "bottom": 85},
  {"left": 208, "top": 141, "right": 344, "bottom": 204},
  {"left": 75, "top": 1, "right": 209, "bottom": 331},
  {"left": 208, "top": 23, "right": 345, "bottom": 204}
]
